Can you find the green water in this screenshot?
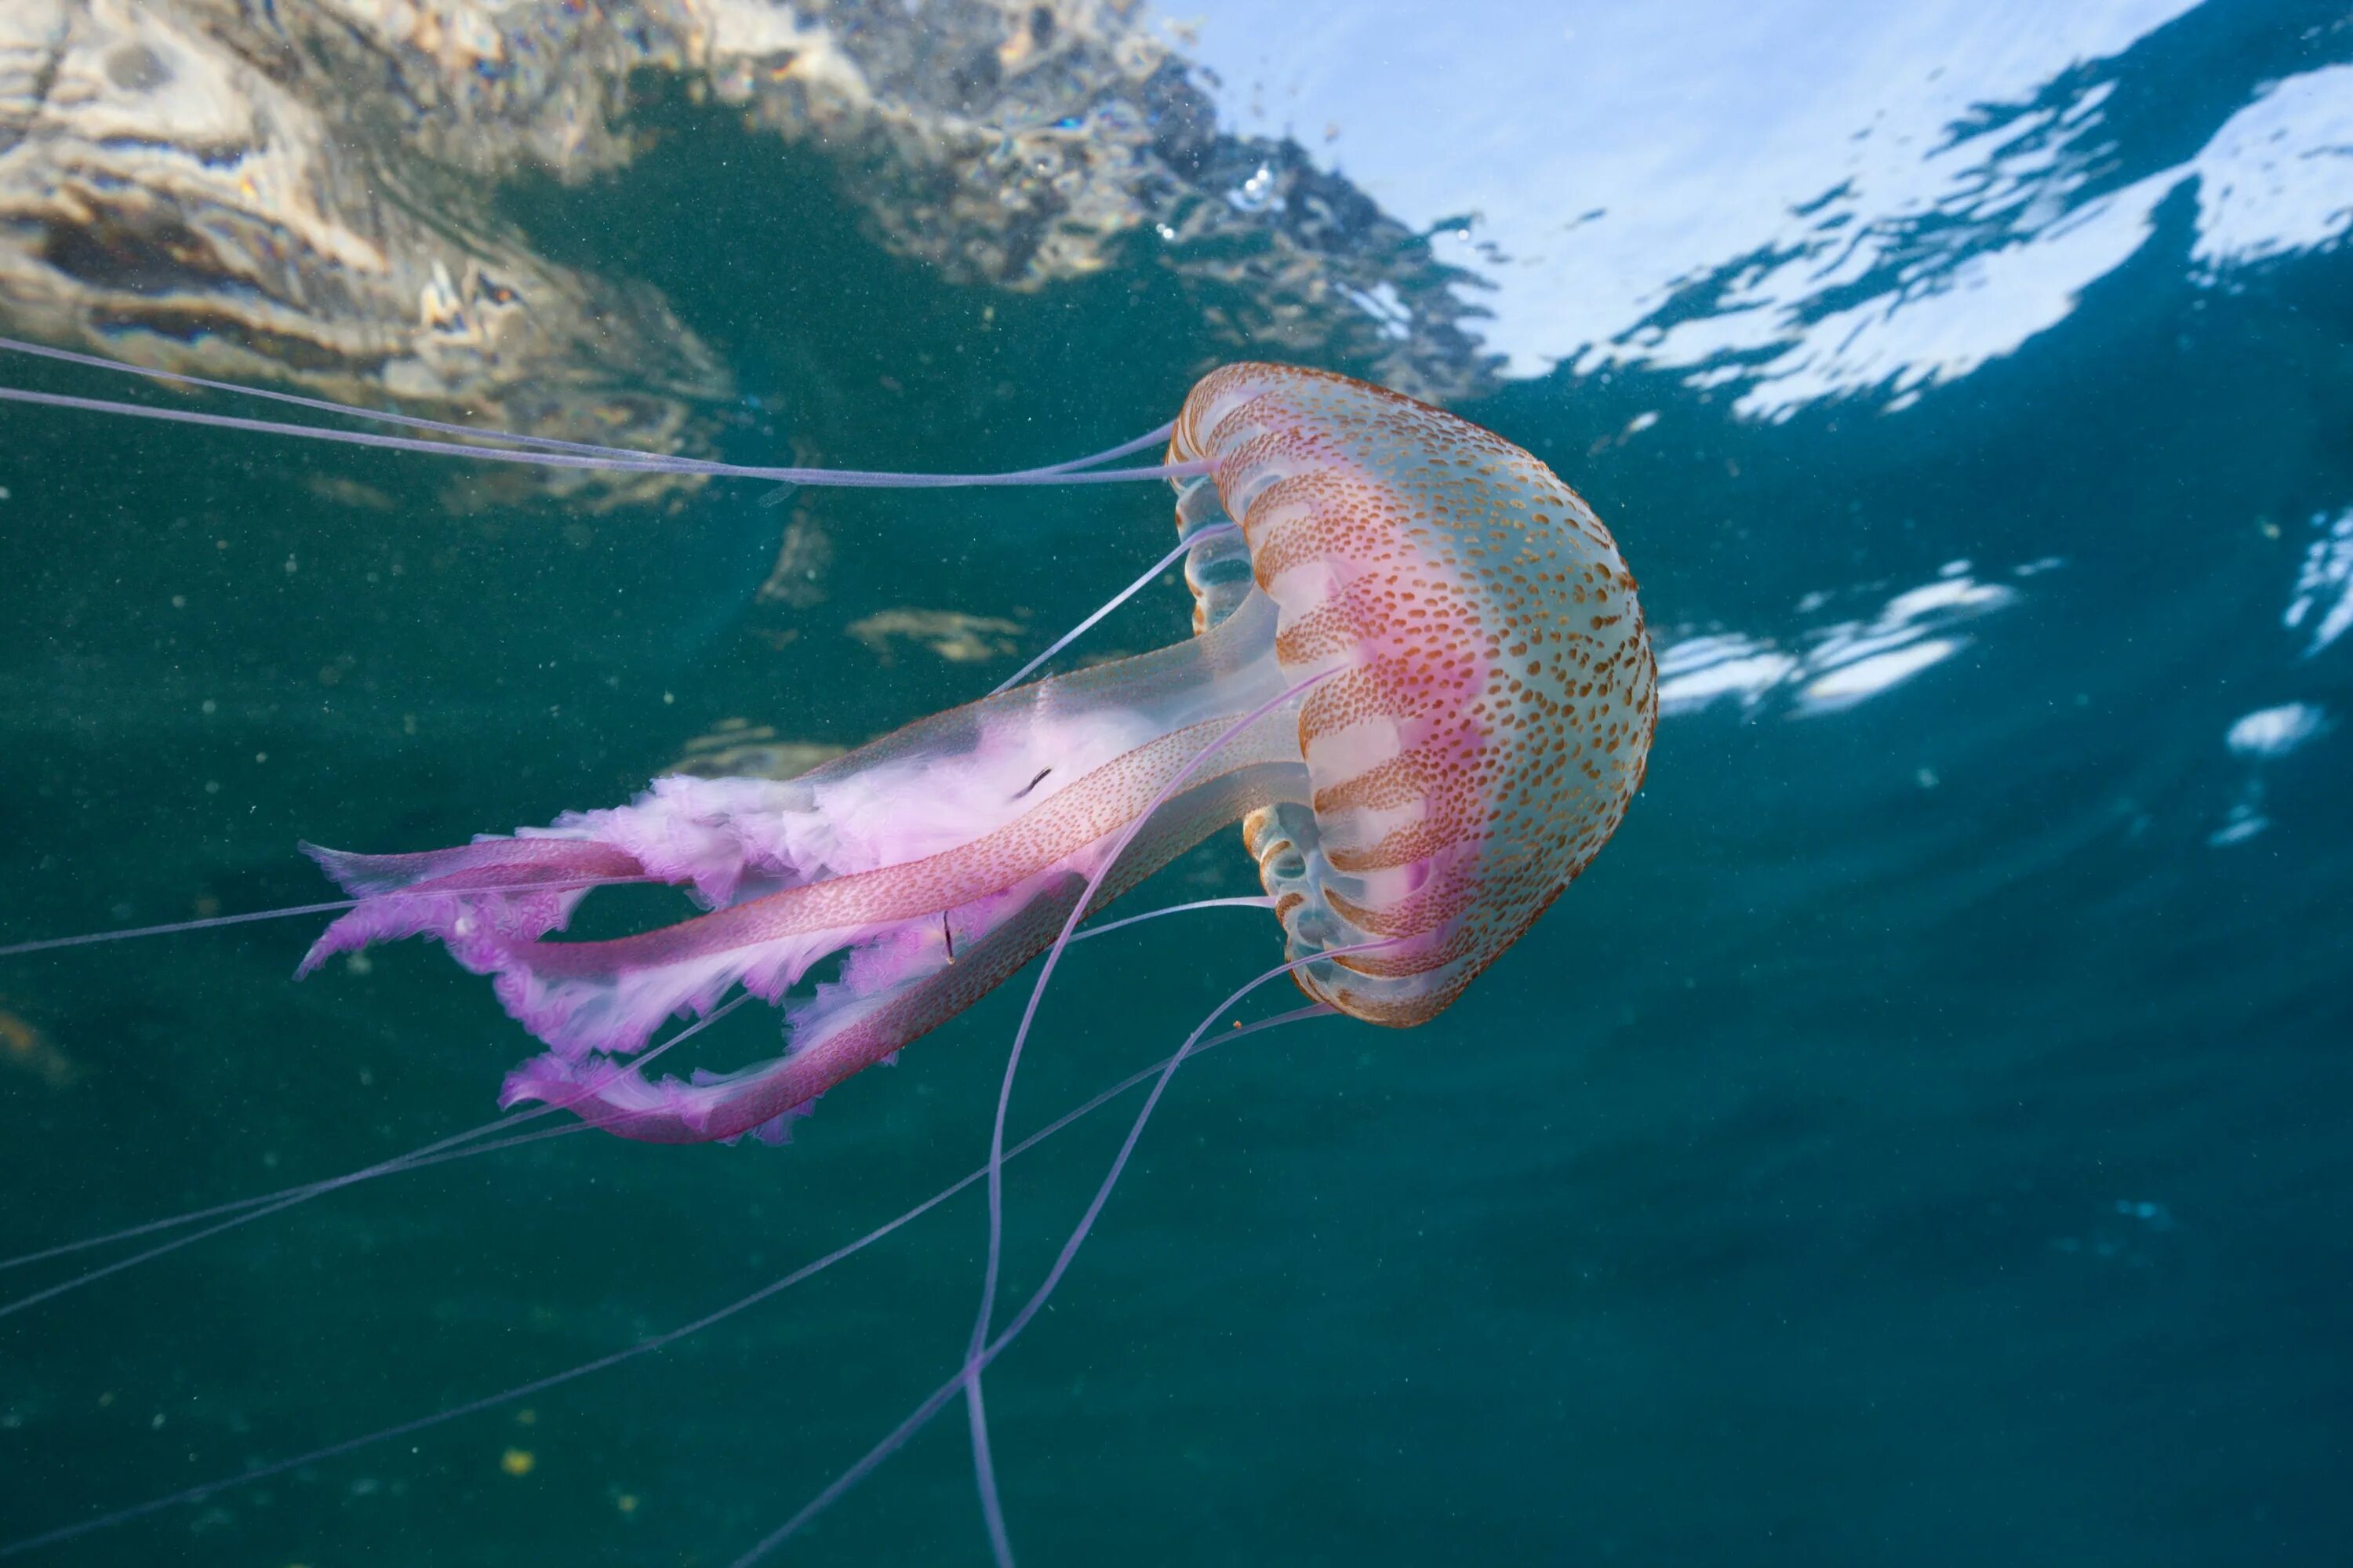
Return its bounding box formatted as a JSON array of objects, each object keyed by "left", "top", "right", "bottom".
[{"left": 5, "top": 24, "right": 2353, "bottom": 1568}]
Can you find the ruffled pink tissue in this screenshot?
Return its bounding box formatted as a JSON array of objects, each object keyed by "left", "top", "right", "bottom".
[
  {"left": 295, "top": 606, "right": 1301, "bottom": 1144},
  {"left": 298, "top": 839, "right": 647, "bottom": 977},
  {"left": 298, "top": 776, "right": 878, "bottom": 1064}
]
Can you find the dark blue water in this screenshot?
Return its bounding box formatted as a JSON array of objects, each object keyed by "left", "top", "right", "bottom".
[{"left": 3, "top": 4, "right": 2350, "bottom": 1564}]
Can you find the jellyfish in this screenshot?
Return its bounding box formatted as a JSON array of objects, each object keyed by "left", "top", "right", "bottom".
[
  {"left": 0, "top": 351, "right": 1655, "bottom": 1562},
  {"left": 289, "top": 362, "right": 1655, "bottom": 1148}
]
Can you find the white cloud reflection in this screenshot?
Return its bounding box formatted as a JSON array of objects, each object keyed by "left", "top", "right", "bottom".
[
  {"left": 2208, "top": 802, "right": 2269, "bottom": 847},
  {"left": 2285, "top": 508, "right": 2353, "bottom": 657},
  {"left": 2225, "top": 703, "right": 2329, "bottom": 760},
  {"left": 2213, "top": 702, "right": 2330, "bottom": 846},
  {"left": 1656, "top": 560, "right": 2035, "bottom": 720}
]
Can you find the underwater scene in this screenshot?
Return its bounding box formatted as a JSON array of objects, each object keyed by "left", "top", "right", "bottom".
[{"left": 2, "top": 1, "right": 2350, "bottom": 1563}]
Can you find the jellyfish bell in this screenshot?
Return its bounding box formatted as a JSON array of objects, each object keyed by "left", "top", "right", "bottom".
[
  {"left": 1176, "top": 364, "right": 1657, "bottom": 1022},
  {"left": 293, "top": 362, "right": 1657, "bottom": 1144}
]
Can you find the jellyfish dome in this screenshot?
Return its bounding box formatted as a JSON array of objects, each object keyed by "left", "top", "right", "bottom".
[
  {"left": 297, "top": 363, "right": 1657, "bottom": 1141},
  {"left": 1167, "top": 365, "right": 1657, "bottom": 1024}
]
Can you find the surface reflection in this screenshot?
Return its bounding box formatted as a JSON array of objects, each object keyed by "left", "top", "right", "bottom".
[
  {"left": 1187, "top": 1, "right": 2351, "bottom": 415},
  {"left": 1656, "top": 561, "right": 2042, "bottom": 719}
]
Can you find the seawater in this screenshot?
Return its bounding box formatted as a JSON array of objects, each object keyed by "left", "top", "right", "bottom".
[{"left": 2, "top": 6, "right": 2350, "bottom": 1566}]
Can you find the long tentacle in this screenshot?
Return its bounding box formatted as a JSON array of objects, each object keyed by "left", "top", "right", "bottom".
[
  {"left": 0, "top": 891, "right": 1267, "bottom": 1279},
  {"left": 0, "top": 871, "right": 659, "bottom": 962},
  {"left": 740, "top": 953, "right": 1373, "bottom": 1563},
  {"left": 0, "top": 333, "right": 722, "bottom": 460},
  {"left": 987, "top": 525, "right": 1235, "bottom": 697},
  {"left": 0, "top": 1117, "right": 595, "bottom": 1277},
  {"left": 0, "top": 996, "right": 747, "bottom": 1322},
  {"left": 960, "top": 663, "right": 1339, "bottom": 1562},
  {"left": 0, "top": 1005, "right": 1333, "bottom": 1562},
  {"left": 0, "top": 334, "right": 1197, "bottom": 489},
  {"left": 0, "top": 383, "right": 1205, "bottom": 488}
]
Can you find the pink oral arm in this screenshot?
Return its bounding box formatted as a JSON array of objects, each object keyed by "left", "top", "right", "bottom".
[{"left": 496, "top": 759, "right": 1289, "bottom": 1145}]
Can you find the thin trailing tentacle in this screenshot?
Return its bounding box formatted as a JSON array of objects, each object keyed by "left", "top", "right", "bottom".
[
  {"left": 0, "top": 997, "right": 747, "bottom": 1322},
  {"left": 1067, "top": 894, "right": 1276, "bottom": 944},
  {"left": 0, "top": 874, "right": 658, "bottom": 961},
  {"left": 0, "top": 1005, "right": 1333, "bottom": 1563},
  {"left": 0, "top": 1119, "right": 591, "bottom": 1275},
  {"left": 0, "top": 333, "right": 715, "bottom": 460},
  {"left": 0, "top": 900, "right": 360, "bottom": 959},
  {"left": 1028, "top": 419, "right": 1181, "bottom": 473},
  {"left": 0, "top": 896, "right": 1267, "bottom": 1279},
  {"left": 757, "top": 418, "right": 1171, "bottom": 508},
  {"left": 969, "top": 1377, "right": 1016, "bottom": 1566},
  {"left": 741, "top": 959, "right": 1366, "bottom": 1564},
  {"left": 987, "top": 524, "right": 1236, "bottom": 697},
  {"left": 959, "top": 663, "right": 1341, "bottom": 1564},
  {"left": 0, "top": 333, "right": 1195, "bottom": 489},
  {"left": 0, "top": 384, "right": 1208, "bottom": 488}
]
